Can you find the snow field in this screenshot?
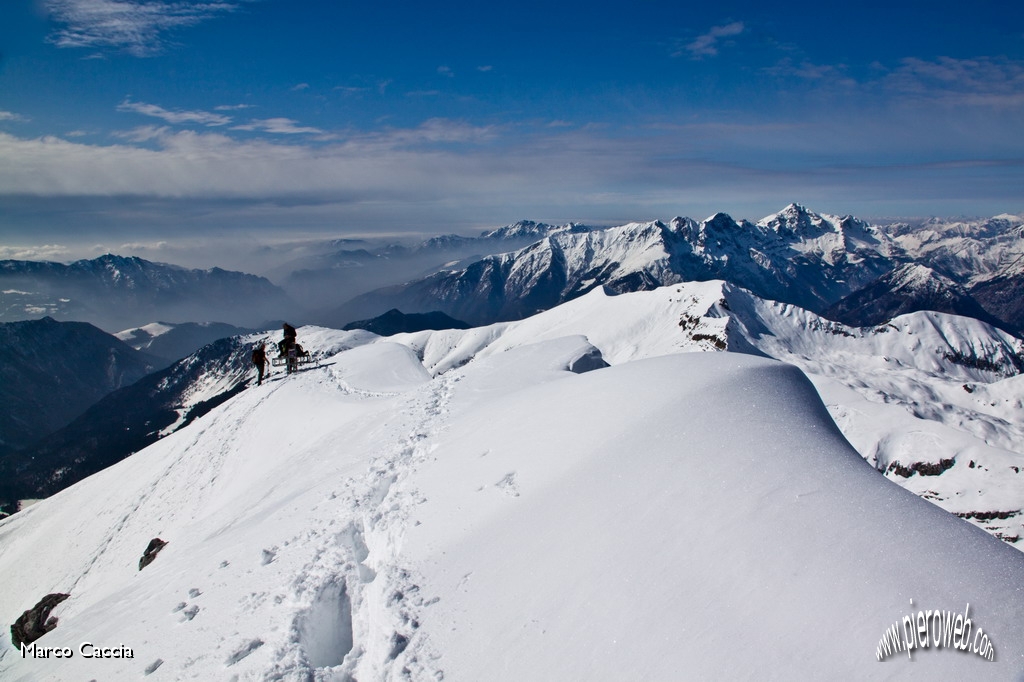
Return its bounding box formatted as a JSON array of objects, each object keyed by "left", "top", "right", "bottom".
[{"left": 2, "top": 283, "right": 1024, "bottom": 679}]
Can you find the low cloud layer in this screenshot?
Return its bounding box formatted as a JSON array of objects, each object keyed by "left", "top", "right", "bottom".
[{"left": 1, "top": 104, "right": 1020, "bottom": 250}]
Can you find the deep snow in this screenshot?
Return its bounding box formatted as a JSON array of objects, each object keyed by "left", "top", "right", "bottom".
[{"left": 2, "top": 288, "right": 1024, "bottom": 680}]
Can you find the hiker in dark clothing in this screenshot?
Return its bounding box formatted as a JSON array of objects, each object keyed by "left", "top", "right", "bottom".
[
  {"left": 280, "top": 323, "right": 299, "bottom": 374},
  {"left": 252, "top": 343, "right": 267, "bottom": 385}
]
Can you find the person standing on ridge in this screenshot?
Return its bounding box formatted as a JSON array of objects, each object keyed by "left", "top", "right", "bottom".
[
  {"left": 252, "top": 342, "right": 267, "bottom": 386},
  {"left": 280, "top": 323, "right": 299, "bottom": 374},
  {"left": 279, "top": 323, "right": 296, "bottom": 353}
]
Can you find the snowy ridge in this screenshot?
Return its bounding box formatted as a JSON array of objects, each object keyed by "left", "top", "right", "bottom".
[
  {"left": 2, "top": 317, "right": 1024, "bottom": 679},
  {"left": 12, "top": 283, "right": 1024, "bottom": 545},
  {"left": 376, "top": 284, "right": 1024, "bottom": 545}
]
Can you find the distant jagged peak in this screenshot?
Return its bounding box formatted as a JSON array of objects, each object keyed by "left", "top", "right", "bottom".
[
  {"left": 993, "top": 212, "right": 1024, "bottom": 223},
  {"left": 907, "top": 213, "right": 1024, "bottom": 238},
  {"left": 884, "top": 262, "right": 959, "bottom": 291},
  {"left": 549, "top": 222, "right": 596, "bottom": 237},
  {"left": 757, "top": 202, "right": 842, "bottom": 235},
  {"left": 73, "top": 253, "right": 149, "bottom": 272},
  {"left": 669, "top": 215, "right": 699, "bottom": 229},
  {"left": 91, "top": 253, "right": 145, "bottom": 264},
  {"left": 418, "top": 233, "right": 476, "bottom": 250},
  {"left": 699, "top": 212, "right": 750, "bottom": 231},
  {"left": 480, "top": 220, "right": 554, "bottom": 240},
  {"left": 609, "top": 219, "right": 667, "bottom": 232},
  {"left": 480, "top": 220, "right": 594, "bottom": 241}
]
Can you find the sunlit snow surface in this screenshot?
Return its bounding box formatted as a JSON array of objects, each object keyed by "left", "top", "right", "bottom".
[{"left": 2, "top": 284, "right": 1024, "bottom": 680}]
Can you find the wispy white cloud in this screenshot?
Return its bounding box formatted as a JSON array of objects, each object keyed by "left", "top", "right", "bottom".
[
  {"left": 0, "top": 111, "right": 29, "bottom": 123},
  {"left": 762, "top": 58, "right": 857, "bottom": 87},
  {"left": 437, "top": 65, "right": 454, "bottom": 77},
  {"left": 117, "top": 99, "right": 233, "bottom": 126},
  {"left": 113, "top": 124, "right": 172, "bottom": 141},
  {"left": 292, "top": 83, "right": 310, "bottom": 91},
  {"left": 882, "top": 56, "right": 1024, "bottom": 107},
  {"left": 215, "top": 103, "right": 255, "bottom": 111},
  {"left": 477, "top": 65, "right": 493, "bottom": 73},
  {"left": 230, "top": 118, "right": 325, "bottom": 135},
  {"left": 371, "top": 118, "right": 496, "bottom": 146},
  {"left": 44, "top": 0, "right": 244, "bottom": 56},
  {"left": 117, "top": 240, "right": 169, "bottom": 251},
  {"left": 0, "top": 119, "right": 501, "bottom": 200},
  {"left": 680, "top": 21, "right": 745, "bottom": 58},
  {"left": 119, "top": 100, "right": 334, "bottom": 137}
]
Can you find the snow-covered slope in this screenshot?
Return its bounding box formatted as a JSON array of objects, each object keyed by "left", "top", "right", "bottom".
[
  {"left": 888, "top": 214, "right": 1024, "bottom": 283},
  {"left": 379, "top": 283, "right": 1024, "bottom": 546},
  {"left": 823, "top": 263, "right": 1002, "bottom": 329},
  {"left": 12, "top": 281, "right": 1024, "bottom": 548},
  {"left": 2, "top": 330, "right": 1023, "bottom": 680}
]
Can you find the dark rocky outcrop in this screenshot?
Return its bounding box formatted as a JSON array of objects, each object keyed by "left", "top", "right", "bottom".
[
  {"left": 10, "top": 593, "right": 70, "bottom": 649},
  {"left": 139, "top": 538, "right": 168, "bottom": 570},
  {"left": 886, "top": 458, "right": 956, "bottom": 478}
]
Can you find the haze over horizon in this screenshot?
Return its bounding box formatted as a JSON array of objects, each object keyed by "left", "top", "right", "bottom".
[{"left": 1, "top": 0, "right": 1022, "bottom": 269}]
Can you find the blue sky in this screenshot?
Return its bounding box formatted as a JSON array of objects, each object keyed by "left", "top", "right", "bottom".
[{"left": 1, "top": 0, "right": 1022, "bottom": 264}]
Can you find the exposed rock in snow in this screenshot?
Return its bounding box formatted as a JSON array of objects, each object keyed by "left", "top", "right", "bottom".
[
  {"left": 137, "top": 539, "right": 167, "bottom": 571},
  {"left": 10, "top": 593, "right": 70, "bottom": 649}
]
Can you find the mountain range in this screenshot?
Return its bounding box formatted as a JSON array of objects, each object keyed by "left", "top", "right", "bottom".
[
  {"left": 2, "top": 204, "right": 1023, "bottom": 517},
  {"left": 321, "top": 205, "right": 1024, "bottom": 334},
  {"left": 3, "top": 206, "right": 1022, "bottom": 338},
  {"left": 273, "top": 221, "right": 587, "bottom": 311},
  {"left": 0, "top": 254, "right": 291, "bottom": 332},
  {"left": 3, "top": 203, "right": 1024, "bottom": 677}
]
